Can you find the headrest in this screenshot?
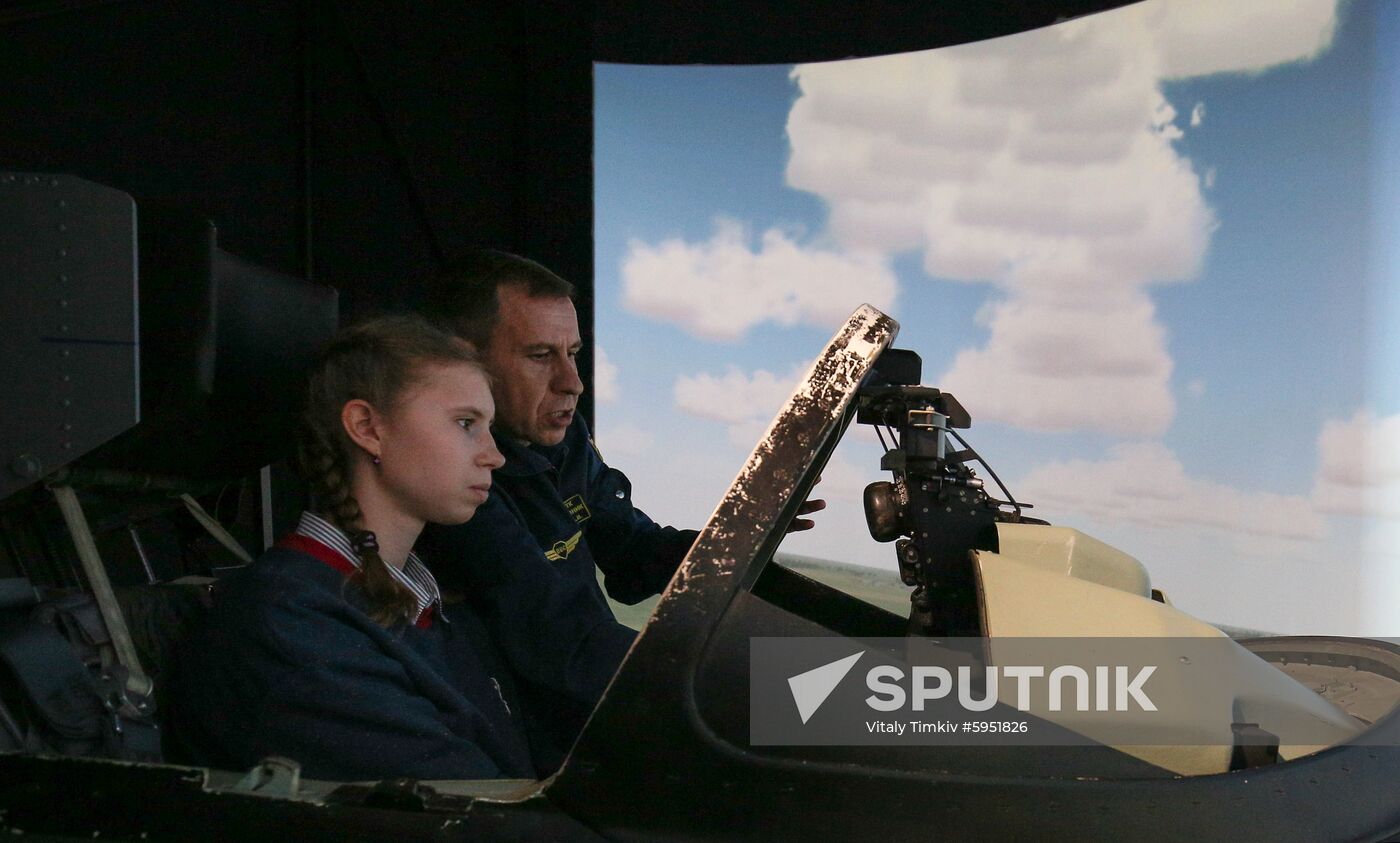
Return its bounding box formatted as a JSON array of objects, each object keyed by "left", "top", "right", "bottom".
[{"left": 0, "top": 173, "right": 338, "bottom": 502}]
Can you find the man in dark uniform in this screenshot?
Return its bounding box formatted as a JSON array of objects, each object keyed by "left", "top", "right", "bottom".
[
  {"left": 415, "top": 250, "right": 822, "bottom": 770},
  {"left": 417, "top": 250, "right": 702, "bottom": 609}
]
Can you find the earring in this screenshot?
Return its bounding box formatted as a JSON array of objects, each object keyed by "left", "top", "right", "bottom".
[{"left": 372, "top": 455, "right": 381, "bottom": 466}]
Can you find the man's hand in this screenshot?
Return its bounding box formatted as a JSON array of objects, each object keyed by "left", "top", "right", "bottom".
[
  {"left": 786, "top": 474, "right": 827, "bottom": 533},
  {"left": 786, "top": 496, "right": 827, "bottom": 533}
]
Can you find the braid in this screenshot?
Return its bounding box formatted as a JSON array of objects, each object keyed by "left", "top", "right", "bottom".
[
  {"left": 298, "top": 422, "right": 416, "bottom": 627},
  {"left": 295, "top": 315, "right": 477, "bottom": 629}
]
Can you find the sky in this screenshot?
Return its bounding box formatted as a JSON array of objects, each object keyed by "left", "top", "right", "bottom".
[{"left": 593, "top": 0, "right": 1400, "bottom": 636}]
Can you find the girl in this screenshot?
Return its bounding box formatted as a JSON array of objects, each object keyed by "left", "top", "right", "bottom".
[{"left": 170, "top": 315, "right": 630, "bottom": 781}]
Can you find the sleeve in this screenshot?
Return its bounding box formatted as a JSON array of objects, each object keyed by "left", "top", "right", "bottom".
[
  {"left": 417, "top": 503, "right": 637, "bottom": 707},
  {"left": 583, "top": 443, "right": 700, "bottom": 605},
  {"left": 176, "top": 580, "right": 507, "bottom": 782}
]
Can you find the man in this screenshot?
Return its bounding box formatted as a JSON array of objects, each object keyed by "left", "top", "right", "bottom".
[
  {"left": 420, "top": 249, "right": 824, "bottom": 606},
  {"left": 415, "top": 249, "right": 822, "bottom": 770},
  {"left": 418, "top": 249, "right": 701, "bottom": 608}
]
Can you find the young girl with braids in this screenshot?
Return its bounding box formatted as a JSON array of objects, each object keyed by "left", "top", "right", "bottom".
[{"left": 168, "top": 315, "right": 633, "bottom": 781}]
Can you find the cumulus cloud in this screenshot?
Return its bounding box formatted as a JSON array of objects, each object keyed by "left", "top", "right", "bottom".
[
  {"left": 594, "top": 345, "right": 619, "bottom": 403},
  {"left": 621, "top": 219, "right": 897, "bottom": 342},
  {"left": 673, "top": 363, "right": 809, "bottom": 426},
  {"left": 784, "top": 0, "right": 1338, "bottom": 435},
  {"left": 1147, "top": 0, "right": 1339, "bottom": 79},
  {"left": 672, "top": 361, "right": 831, "bottom": 450},
  {"left": 1312, "top": 411, "right": 1400, "bottom": 519},
  {"left": 1016, "top": 441, "right": 1327, "bottom": 548},
  {"left": 940, "top": 290, "right": 1174, "bottom": 435}
]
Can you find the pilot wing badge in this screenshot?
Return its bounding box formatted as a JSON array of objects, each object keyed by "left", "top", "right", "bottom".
[{"left": 545, "top": 530, "right": 583, "bottom": 562}]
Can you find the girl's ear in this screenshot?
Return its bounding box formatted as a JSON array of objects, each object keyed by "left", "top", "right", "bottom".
[{"left": 341, "top": 399, "right": 384, "bottom": 461}]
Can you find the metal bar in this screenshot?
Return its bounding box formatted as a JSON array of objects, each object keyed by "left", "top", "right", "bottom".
[
  {"left": 126, "top": 524, "right": 156, "bottom": 585},
  {"left": 46, "top": 466, "right": 203, "bottom": 494},
  {"left": 49, "top": 485, "right": 151, "bottom": 697},
  {"left": 179, "top": 494, "right": 253, "bottom": 564},
  {"left": 259, "top": 465, "right": 275, "bottom": 551}
]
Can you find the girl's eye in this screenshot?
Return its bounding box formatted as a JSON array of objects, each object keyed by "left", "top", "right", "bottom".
[{"left": 456, "top": 418, "right": 473, "bottom": 431}]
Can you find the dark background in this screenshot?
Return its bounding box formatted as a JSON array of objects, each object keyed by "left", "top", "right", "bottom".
[{"left": 0, "top": 0, "right": 1129, "bottom": 427}]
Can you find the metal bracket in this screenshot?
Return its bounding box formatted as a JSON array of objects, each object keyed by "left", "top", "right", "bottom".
[{"left": 233, "top": 757, "right": 303, "bottom": 798}]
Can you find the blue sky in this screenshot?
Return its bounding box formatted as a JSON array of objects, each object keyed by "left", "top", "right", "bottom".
[{"left": 594, "top": 0, "right": 1399, "bottom": 635}]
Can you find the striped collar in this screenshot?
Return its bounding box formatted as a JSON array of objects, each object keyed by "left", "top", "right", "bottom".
[{"left": 291, "top": 511, "right": 444, "bottom": 626}]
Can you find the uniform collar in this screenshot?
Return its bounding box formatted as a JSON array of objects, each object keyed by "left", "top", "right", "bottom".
[
  {"left": 493, "top": 426, "right": 571, "bottom": 478},
  {"left": 286, "top": 511, "right": 445, "bottom": 627}
]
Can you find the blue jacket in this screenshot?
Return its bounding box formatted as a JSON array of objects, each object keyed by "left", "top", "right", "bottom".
[
  {"left": 427, "top": 414, "right": 697, "bottom": 606},
  {"left": 417, "top": 415, "right": 695, "bottom": 770},
  {"left": 169, "top": 540, "right": 632, "bottom": 781}
]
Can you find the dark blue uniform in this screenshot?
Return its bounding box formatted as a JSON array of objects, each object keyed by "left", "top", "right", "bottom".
[
  {"left": 171, "top": 525, "right": 633, "bottom": 780},
  {"left": 426, "top": 414, "right": 697, "bottom": 605},
  {"left": 417, "top": 414, "right": 697, "bottom": 771},
  {"left": 168, "top": 544, "right": 534, "bottom": 780}
]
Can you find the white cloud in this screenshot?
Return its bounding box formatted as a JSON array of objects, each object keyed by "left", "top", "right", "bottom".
[
  {"left": 940, "top": 290, "right": 1175, "bottom": 436},
  {"left": 1016, "top": 441, "right": 1327, "bottom": 548},
  {"left": 592, "top": 420, "right": 654, "bottom": 460},
  {"left": 1190, "top": 101, "right": 1206, "bottom": 127},
  {"left": 672, "top": 360, "right": 867, "bottom": 451},
  {"left": 594, "top": 345, "right": 619, "bottom": 403},
  {"left": 784, "top": 0, "right": 1338, "bottom": 435},
  {"left": 1312, "top": 411, "right": 1400, "bottom": 519},
  {"left": 1147, "top": 0, "right": 1339, "bottom": 79},
  {"left": 673, "top": 364, "right": 805, "bottom": 425},
  {"left": 1187, "top": 378, "right": 1206, "bottom": 398},
  {"left": 621, "top": 219, "right": 897, "bottom": 342}
]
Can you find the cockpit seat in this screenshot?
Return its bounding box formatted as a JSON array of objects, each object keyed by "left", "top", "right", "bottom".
[{"left": 0, "top": 172, "right": 338, "bottom": 762}]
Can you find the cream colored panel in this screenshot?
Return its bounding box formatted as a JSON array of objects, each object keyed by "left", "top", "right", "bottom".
[
  {"left": 977, "top": 549, "right": 1360, "bottom": 775},
  {"left": 995, "top": 523, "right": 1151, "bottom": 597}
]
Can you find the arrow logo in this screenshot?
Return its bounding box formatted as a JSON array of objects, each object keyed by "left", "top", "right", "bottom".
[{"left": 787, "top": 651, "right": 864, "bottom": 724}]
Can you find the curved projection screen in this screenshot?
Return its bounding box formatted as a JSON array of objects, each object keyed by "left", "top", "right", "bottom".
[{"left": 594, "top": 0, "right": 1400, "bottom": 636}]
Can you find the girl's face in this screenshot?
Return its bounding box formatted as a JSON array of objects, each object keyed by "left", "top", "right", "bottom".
[{"left": 374, "top": 361, "right": 504, "bottom": 525}]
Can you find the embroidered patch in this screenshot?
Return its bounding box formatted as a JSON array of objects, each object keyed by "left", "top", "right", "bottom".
[
  {"left": 544, "top": 530, "right": 583, "bottom": 562},
  {"left": 564, "top": 494, "right": 591, "bottom": 523}
]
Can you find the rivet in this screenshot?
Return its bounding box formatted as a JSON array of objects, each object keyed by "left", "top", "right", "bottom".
[
  {"left": 62, "top": 424, "right": 73, "bottom": 432},
  {"left": 57, "top": 199, "right": 67, "bottom": 208},
  {"left": 59, "top": 299, "right": 68, "bottom": 308},
  {"left": 57, "top": 223, "right": 66, "bottom": 233},
  {"left": 614, "top": 489, "right": 624, "bottom": 499},
  {"left": 59, "top": 324, "right": 69, "bottom": 333},
  {"left": 60, "top": 399, "right": 71, "bottom": 408},
  {"left": 63, "top": 442, "right": 73, "bottom": 450},
  {"left": 57, "top": 248, "right": 67, "bottom": 258},
  {"left": 61, "top": 375, "right": 71, "bottom": 383},
  {"left": 59, "top": 274, "right": 68, "bottom": 283},
  {"left": 49, "top": 177, "right": 59, "bottom": 187},
  {"left": 61, "top": 349, "right": 71, "bottom": 358}
]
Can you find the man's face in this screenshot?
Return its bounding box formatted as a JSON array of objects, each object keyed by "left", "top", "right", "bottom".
[{"left": 482, "top": 285, "right": 583, "bottom": 446}]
